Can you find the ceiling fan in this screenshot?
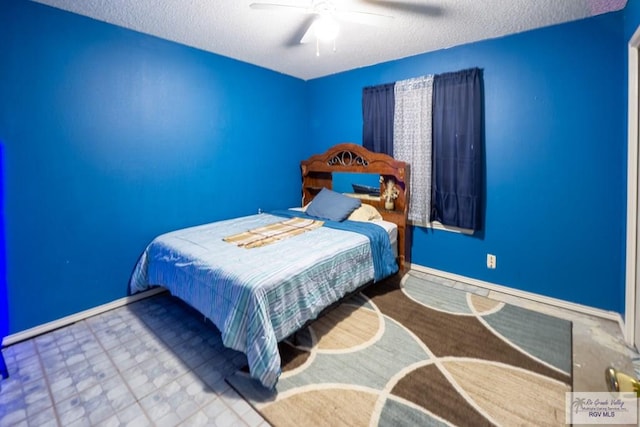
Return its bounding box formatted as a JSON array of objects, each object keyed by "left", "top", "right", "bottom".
[{"left": 249, "top": 1, "right": 394, "bottom": 55}]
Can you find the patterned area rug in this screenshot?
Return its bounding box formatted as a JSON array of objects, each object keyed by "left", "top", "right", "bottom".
[{"left": 227, "top": 271, "right": 573, "bottom": 426}]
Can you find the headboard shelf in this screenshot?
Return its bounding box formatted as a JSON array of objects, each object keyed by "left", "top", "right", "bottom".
[{"left": 301, "top": 143, "right": 411, "bottom": 269}]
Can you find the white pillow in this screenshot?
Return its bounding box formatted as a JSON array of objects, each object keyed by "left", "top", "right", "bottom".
[{"left": 348, "top": 204, "right": 383, "bottom": 222}]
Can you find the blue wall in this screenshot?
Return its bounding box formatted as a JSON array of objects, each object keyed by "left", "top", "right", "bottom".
[
  {"left": 0, "top": 144, "right": 7, "bottom": 341},
  {"left": 0, "top": 0, "right": 632, "bottom": 335},
  {"left": 0, "top": 0, "right": 307, "bottom": 333},
  {"left": 307, "top": 12, "right": 627, "bottom": 312},
  {"left": 626, "top": 0, "right": 640, "bottom": 40}
]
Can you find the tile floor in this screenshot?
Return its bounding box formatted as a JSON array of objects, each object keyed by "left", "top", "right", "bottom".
[
  {"left": 1, "top": 270, "right": 638, "bottom": 426},
  {"left": 0, "top": 292, "right": 266, "bottom": 427}
]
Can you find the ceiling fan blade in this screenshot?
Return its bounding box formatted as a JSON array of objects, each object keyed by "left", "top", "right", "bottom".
[
  {"left": 249, "top": 2, "right": 311, "bottom": 14},
  {"left": 299, "top": 21, "right": 316, "bottom": 44},
  {"left": 283, "top": 15, "right": 315, "bottom": 46},
  {"left": 334, "top": 9, "right": 394, "bottom": 26},
  {"left": 361, "top": 1, "right": 444, "bottom": 17}
]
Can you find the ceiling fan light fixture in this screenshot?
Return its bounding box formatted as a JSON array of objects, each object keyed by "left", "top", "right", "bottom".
[{"left": 314, "top": 14, "right": 339, "bottom": 42}]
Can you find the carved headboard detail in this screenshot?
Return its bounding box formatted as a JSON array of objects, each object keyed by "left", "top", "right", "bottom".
[{"left": 300, "top": 143, "right": 411, "bottom": 269}]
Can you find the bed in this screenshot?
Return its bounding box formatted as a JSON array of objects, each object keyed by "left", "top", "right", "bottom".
[{"left": 129, "top": 143, "right": 410, "bottom": 388}]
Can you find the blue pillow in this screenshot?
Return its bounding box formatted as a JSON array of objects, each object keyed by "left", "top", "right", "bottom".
[{"left": 306, "top": 188, "right": 361, "bottom": 222}]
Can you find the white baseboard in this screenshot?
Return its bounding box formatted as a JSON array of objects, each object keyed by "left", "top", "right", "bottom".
[
  {"left": 410, "top": 263, "right": 626, "bottom": 333},
  {"left": 1, "top": 287, "right": 167, "bottom": 348}
]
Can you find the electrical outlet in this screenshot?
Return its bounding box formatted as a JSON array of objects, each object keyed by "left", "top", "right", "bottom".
[{"left": 487, "top": 254, "right": 497, "bottom": 269}]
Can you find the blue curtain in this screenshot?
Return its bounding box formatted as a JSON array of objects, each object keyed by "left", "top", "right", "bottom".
[
  {"left": 362, "top": 83, "right": 395, "bottom": 156},
  {"left": 430, "top": 68, "right": 483, "bottom": 231}
]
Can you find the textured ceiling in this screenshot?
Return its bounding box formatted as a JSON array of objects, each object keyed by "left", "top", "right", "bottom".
[{"left": 32, "top": 0, "right": 627, "bottom": 80}]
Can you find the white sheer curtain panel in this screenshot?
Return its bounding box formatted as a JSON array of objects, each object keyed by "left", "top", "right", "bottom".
[{"left": 393, "top": 75, "right": 433, "bottom": 225}]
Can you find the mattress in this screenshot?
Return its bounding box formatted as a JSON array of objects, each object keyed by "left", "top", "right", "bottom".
[{"left": 371, "top": 219, "right": 398, "bottom": 258}]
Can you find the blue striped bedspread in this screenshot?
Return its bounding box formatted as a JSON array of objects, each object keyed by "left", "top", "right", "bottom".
[{"left": 129, "top": 211, "right": 397, "bottom": 388}]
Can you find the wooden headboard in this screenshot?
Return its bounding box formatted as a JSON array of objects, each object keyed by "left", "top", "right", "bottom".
[{"left": 300, "top": 143, "right": 411, "bottom": 269}]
